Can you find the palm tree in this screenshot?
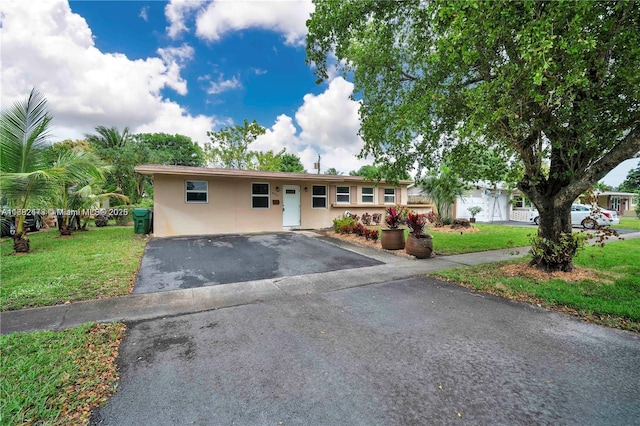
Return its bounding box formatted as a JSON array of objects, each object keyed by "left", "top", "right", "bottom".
[
  {"left": 86, "top": 125, "right": 130, "bottom": 149},
  {"left": 0, "top": 88, "right": 61, "bottom": 252},
  {"left": 51, "top": 149, "right": 106, "bottom": 235},
  {"left": 419, "top": 164, "right": 468, "bottom": 221}
]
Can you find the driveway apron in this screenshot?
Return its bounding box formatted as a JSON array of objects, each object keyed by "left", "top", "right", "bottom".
[{"left": 133, "top": 233, "right": 382, "bottom": 294}]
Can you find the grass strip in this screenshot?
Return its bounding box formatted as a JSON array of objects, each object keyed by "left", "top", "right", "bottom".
[
  {"left": 431, "top": 239, "right": 640, "bottom": 331},
  {"left": 1, "top": 227, "right": 147, "bottom": 311},
  {"left": 0, "top": 322, "right": 125, "bottom": 425}
]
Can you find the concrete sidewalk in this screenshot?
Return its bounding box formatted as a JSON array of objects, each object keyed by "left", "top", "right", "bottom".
[
  {"left": 0, "top": 242, "right": 528, "bottom": 334},
  {"left": 3, "top": 229, "right": 638, "bottom": 335}
]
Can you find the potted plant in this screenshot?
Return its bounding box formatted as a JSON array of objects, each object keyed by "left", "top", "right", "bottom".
[
  {"left": 468, "top": 206, "right": 482, "bottom": 223},
  {"left": 404, "top": 212, "right": 434, "bottom": 258},
  {"left": 380, "top": 207, "right": 405, "bottom": 250}
]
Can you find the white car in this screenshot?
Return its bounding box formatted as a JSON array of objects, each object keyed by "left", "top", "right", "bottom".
[{"left": 529, "top": 204, "right": 620, "bottom": 229}]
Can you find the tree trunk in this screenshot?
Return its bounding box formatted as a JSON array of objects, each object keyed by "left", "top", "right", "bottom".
[
  {"left": 530, "top": 199, "right": 577, "bottom": 272},
  {"left": 13, "top": 233, "right": 30, "bottom": 253}
]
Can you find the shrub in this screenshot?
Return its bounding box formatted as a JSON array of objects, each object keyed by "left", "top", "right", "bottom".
[
  {"left": 351, "top": 214, "right": 360, "bottom": 222},
  {"left": 529, "top": 232, "right": 587, "bottom": 272},
  {"left": 372, "top": 213, "right": 382, "bottom": 225},
  {"left": 361, "top": 213, "right": 372, "bottom": 225},
  {"left": 354, "top": 222, "right": 366, "bottom": 236},
  {"left": 452, "top": 218, "right": 471, "bottom": 229},
  {"left": 441, "top": 217, "right": 453, "bottom": 226},
  {"left": 332, "top": 216, "right": 356, "bottom": 233},
  {"left": 364, "top": 228, "right": 379, "bottom": 241},
  {"left": 425, "top": 211, "right": 442, "bottom": 227}
]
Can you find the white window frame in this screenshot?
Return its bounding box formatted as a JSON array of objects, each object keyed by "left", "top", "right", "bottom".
[
  {"left": 384, "top": 188, "right": 396, "bottom": 204},
  {"left": 361, "top": 187, "right": 374, "bottom": 204},
  {"left": 311, "top": 185, "right": 327, "bottom": 209},
  {"left": 185, "top": 180, "right": 208, "bottom": 203},
  {"left": 251, "top": 182, "right": 270, "bottom": 209},
  {"left": 336, "top": 186, "right": 350, "bottom": 204}
]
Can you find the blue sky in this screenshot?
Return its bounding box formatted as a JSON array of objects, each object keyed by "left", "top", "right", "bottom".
[{"left": 0, "top": 0, "right": 637, "bottom": 185}]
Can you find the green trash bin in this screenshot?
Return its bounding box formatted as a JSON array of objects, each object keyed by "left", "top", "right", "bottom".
[{"left": 133, "top": 208, "right": 151, "bottom": 234}]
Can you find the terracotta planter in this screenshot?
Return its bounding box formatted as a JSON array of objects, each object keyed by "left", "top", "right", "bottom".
[
  {"left": 405, "top": 233, "right": 434, "bottom": 259},
  {"left": 380, "top": 228, "right": 405, "bottom": 250}
]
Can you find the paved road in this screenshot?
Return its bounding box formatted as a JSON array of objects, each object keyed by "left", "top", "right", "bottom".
[
  {"left": 91, "top": 277, "right": 640, "bottom": 425},
  {"left": 134, "top": 233, "right": 382, "bottom": 293}
]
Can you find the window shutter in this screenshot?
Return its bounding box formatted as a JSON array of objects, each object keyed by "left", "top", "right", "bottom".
[
  {"left": 378, "top": 187, "right": 385, "bottom": 205},
  {"left": 350, "top": 186, "right": 357, "bottom": 204},
  {"left": 395, "top": 188, "right": 401, "bottom": 204},
  {"left": 329, "top": 185, "right": 336, "bottom": 204}
]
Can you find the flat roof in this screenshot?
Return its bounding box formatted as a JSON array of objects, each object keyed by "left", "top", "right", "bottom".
[{"left": 134, "top": 164, "right": 413, "bottom": 185}]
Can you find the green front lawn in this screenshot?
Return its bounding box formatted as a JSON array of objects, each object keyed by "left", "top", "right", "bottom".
[
  {"left": 0, "top": 323, "right": 125, "bottom": 425},
  {"left": 432, "top": 239, "right": 640, "bottom": 331},
  {"left": 425, "top": 223, "right": 535, "bottom": 255},
  {"left": 1, "top": 227, "right": 147, "bottom": 311},
  {"left": 612, "top": 217, "right": 640, "bottom": 230}
]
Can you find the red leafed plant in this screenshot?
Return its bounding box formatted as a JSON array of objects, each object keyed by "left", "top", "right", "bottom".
[
  {"left": 385, "top": 207, "right": 402, "bottom": 229},
  {"left": 406, "top": 212, "right": 426, "bottom": 236}
]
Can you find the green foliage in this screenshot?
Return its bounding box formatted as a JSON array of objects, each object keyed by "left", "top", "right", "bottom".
[
  {"left": 332, "top": 215, "right": 356, "bottom": 233},
  {"left": 279, "top": 153, "right": 306, "bottom": 173},
  {"left": 133, "top": 133, "right": 205, "bottom": 167},
  {"left": 619, "top": 164, "right": 640, "bottom": 193},
  {"left": 307, "top": 0, "right": 640, "bottom": 269},
  {"left": 529, "top": 232, "right": 588, "bottom": 272},
  {"left": 324, "top": 167, "right": 342, "bottom": 175},
  {"left": 252, "top": 149, "right": 306, "bottom": 173},
  {"left": 0, "top": 88, "right": 60, "bottom": 238},
  {"left": 468, "top": 206, "right": 483, "bottom": 218},
  {"left": 349, "top": 164, "right": 410, "bottom": 182},
  {"left": 205, "top": 119, "right": 265, "bottom": 169},
  {"left": 419, "top": 165, "right": 467, "bottom": 221}
]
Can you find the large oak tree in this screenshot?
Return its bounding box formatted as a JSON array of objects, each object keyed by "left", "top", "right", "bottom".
[{"left": 307, "top": 0, "right": 640, "bottom": 270}]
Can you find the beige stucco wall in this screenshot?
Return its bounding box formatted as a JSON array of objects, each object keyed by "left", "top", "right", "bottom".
[{"left": 152, "top": 174, "right": 430, "bottom": 237}]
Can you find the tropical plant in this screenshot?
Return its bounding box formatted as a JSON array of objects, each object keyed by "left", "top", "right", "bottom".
[
  {"left": 51, "top": 149, "right": 106, "bottom": 235},
  {"left": 406, "top": 212, "right": 427, "bottom": 236},
  {"left": 419, "top": 165, "right": 467, "bottom": 222},
  {"left": 468, "top": 206, "right": 483, "bottom": 218},
  {"left": 385, "top": 207, "right": 402, "bottom": 229},
  {"left": 0, "top": 88, "right": 60, "bottom": 252}
]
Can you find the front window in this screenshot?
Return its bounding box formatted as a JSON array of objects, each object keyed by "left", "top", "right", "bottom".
[
  {"left": 186, "top": 180, "right": 208, "bottom": 203},
  {"left": 252, "top": 183, "right": 270, "bottom": 209},
  {"left": 362, "top": 187, "right": 374, "bottom": 203},
  {"left": 312, "top": 185, "right": 327, "bottom": 208},
  {"left": 384, "top": 188, "right": 395, "bottom": 204},
  {"left": 336, "top": 186, "right": 350, "bottom": 203}
]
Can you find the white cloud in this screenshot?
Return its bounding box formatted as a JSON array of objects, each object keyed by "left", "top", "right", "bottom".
[
  {"left": 139, "top": 6, "right": 149, "bottom": 22},
  {"left": 205, "top": 75, "right": 242, "bottom": 95},
  {"left": 165, "top": 0, "right": 206, "bottom": 39},
  {"left": 194, "top": 0, "right": 314, "bottom": 46},
  {"left": 254, "top": 77, "right": 369, "bottom": 174},
  {"left": 0, "top": 0, "right": 220, "bottom": 145}
]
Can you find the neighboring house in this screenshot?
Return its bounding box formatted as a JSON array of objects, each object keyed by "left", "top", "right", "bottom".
[
  {"left": 410, "top": 183, "right": 533, "bottom": 222},
  {"left": 135, "top": 165, "right": 429, "bottom": 237},
  {"left": 593, "top": 191, "right": 637, "bottom": 218}
]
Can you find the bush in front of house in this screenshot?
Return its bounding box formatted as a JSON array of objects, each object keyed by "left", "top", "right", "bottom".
[{"left": 333, "top": 216, "right": 356, "bottom": 233}]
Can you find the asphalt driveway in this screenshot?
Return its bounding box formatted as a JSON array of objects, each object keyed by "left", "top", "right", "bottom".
[
  {"left": 133, "top": 233, "right": 382, "bottom": 294},
  {"left": 92, "top": 276, "right": 640, "bottom": 425}
]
